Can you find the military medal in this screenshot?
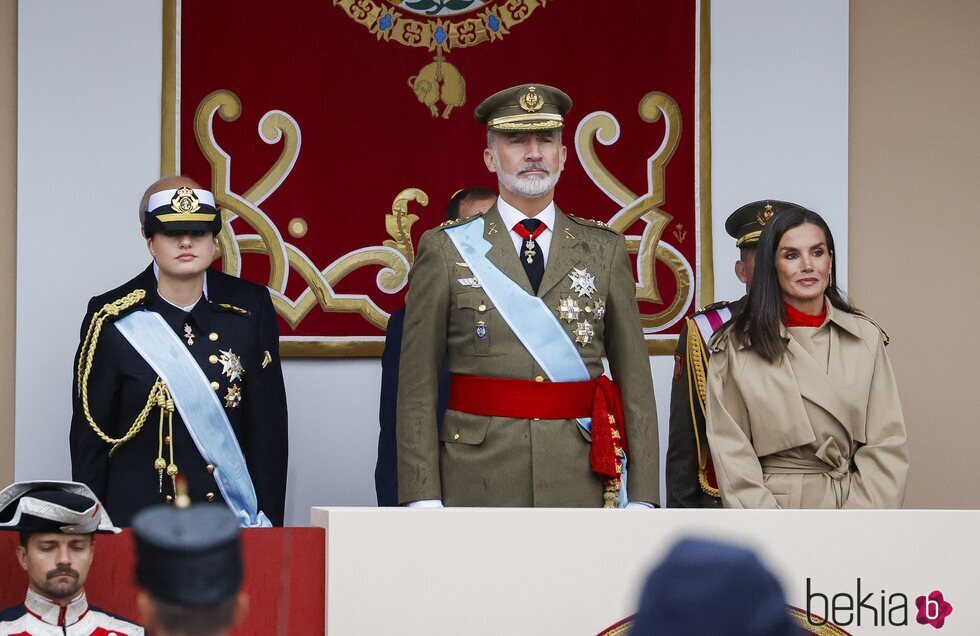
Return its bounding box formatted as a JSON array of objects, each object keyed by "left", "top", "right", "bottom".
[
  {"left": 475, "top": 320, "right": 488, "bottom": 340},
  {"left": 457, "top": 277, "right": 482, "bottom": 288},
  {"left": 592, "top": 298, "right": 606, "bottom": 320},
  {"left": 183, "top": 324, "right": 195, "bottom": 346},
  {"left": 557, "top": 296, "right": 582, "bottom": 323},
  {"left": 574, "top": 320, "right": 595, "bottom": 346},
  {"left": 218, "top": 349, "right": 244, "bottom": 382},
  {"left": 224, "top": 384, "right": 242, "bottom": 409},
  {"left": 568, "top": 267, "right": 597, "bottom": 298},
  {"left": 514, "top": 220, "right": 546, "bottom": 264}
]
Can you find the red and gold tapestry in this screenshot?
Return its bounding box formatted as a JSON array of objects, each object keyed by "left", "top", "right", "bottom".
[{"left": 162, "top": 0, "right": 712, "bottom": 356}]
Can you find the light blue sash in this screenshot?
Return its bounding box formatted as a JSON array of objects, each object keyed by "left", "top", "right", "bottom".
[
  {"left": 446, "top": 218, "right": 633, "bottom": 505},
  {"left": 115, "top": 310, "right": 271, "bottom": 527}
]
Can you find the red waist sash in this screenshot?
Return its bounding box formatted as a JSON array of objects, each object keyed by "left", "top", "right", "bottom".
[{"left": 447, "top": 374, "right": 628, "bottom": 479}]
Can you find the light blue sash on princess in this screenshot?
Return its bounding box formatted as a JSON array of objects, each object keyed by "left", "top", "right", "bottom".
[
  {"left": 115, "top": 310, "right": 271, "bottom": 527},
  {"left": 446, "top": 217, "right": 632, "bottom": 505}
]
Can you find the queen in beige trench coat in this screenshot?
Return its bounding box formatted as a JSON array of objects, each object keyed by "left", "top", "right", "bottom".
[{"left": 706, "top": 207, "right": 908, "bottom": 509}]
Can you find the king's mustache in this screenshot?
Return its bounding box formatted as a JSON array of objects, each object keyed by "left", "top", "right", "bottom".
[{"left": 519, "top": 163, "right": 549, "bottom": 175}]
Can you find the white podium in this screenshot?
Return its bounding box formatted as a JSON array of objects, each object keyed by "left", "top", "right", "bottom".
[{"left": 312, "top": 508, "right": 979, "bottom": 634}]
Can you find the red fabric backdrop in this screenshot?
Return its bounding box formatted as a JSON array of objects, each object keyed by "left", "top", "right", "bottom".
[{"left": 167, "top": 0, "right": 710, "bottom": 355}]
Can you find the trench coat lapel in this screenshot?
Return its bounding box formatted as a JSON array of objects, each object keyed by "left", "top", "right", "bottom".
[
  {"left": 785, "top": 327, "right": 853, "bottom": 428},
  {"left": 537, "top": 207, "right": 586, "bottom": 297},
  {"left": 482, "top": 205, "right": 534, "bottom": 295}
]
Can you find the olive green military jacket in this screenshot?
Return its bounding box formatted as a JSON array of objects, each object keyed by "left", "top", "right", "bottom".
[
  {"left": 396, "top": 204, "right": 659, "bottom": 507},
  {"left": 706, "top": 302, "right": 909, "bottom": 509}
]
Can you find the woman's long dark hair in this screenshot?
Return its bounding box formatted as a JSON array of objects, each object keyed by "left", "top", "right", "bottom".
[{"left": 732, "top": 207, "right": 861, "bottom": 363}]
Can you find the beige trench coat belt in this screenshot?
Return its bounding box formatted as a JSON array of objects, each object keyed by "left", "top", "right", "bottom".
[{"left": 760, "top": 455, "right": 851, "bottom": 507}]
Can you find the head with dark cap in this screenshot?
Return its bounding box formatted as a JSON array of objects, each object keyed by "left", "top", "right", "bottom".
[
  {"left": 446, "top": 186, "right": 496, "bottom": 222},
  {"left": 0, "top": 481, "right": 120, "bottom": 606},
  {"left": 133, "top": 503, "right": 247, "bottom": 636},
  {"left": 630, "top": 538, "right": 799, "bottom": 636},
  {"left": 139, "top": 175, "right": 221, "bottom": 285},
  {"left": 725, "top": 199, "right": 807, "bottom": 293},
  {"left": 475, "top": 84, "right": 572, "bottom": 214}
]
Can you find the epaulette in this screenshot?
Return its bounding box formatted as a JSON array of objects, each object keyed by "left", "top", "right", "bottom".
[
  {"left": 696, "top": 300, "right": 731, "bottom": 314},
  {"left": 214, "top": 302, "right": 250, "bottom": 316},
  {"left": 855, "top": 312, "right": 890, "bottom": 346},
  {"left": 567, "top": 214, "right": 617, "bottom": 233},
  {"left": 437, "top": 214, "right": 481, "bottom": 230}
]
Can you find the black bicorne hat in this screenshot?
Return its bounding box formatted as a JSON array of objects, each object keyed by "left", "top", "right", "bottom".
[{"left": 0, "top": 480, "right": 120, "bottom": 534}]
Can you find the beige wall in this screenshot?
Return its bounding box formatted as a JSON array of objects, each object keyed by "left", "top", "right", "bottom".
[
  {"left": 850, "top": 0, "right": 980, "bottom": 507},
  {"left": 1, "top": 1, "right": 16, "bottom": 488}
]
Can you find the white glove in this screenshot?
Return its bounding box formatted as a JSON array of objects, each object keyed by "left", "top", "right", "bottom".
[
  {"left": 625, "top": 501, "right": 655, "bottom": 509},
  {"left": 406, "top": 499, "right": 444, "bottom": 508}
]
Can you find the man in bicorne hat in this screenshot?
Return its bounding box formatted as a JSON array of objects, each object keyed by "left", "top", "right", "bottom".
[
  {"left": 132, "top": 496, "right": 246, "bottom": 636},
  {"left": 0, "top": 480, "right": 144, "bottom": 635},
  {"left": 69, "top": 176, "right": 288, "bottom": 527},
  {"left": 397, "top": 84, "right": 660, "bottom": 508},
  {"left": 666, "top": 199, "right": 805, "bottom": 507}
]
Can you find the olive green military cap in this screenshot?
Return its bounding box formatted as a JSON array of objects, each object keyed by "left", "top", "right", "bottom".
[
  {"left": 474, "top": 83, "right": 572, "bottom": 131},
  {"left": 725, "top": 199, "right": 807, "bottom": 247}
]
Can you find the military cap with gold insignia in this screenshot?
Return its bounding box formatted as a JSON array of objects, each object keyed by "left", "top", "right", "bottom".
[
  {"left": 143, "top": 186, "right": 222, "bottom": 236},
  {"left": 725, "top": 199, "right": 807, "bottom": 248},
  {"left": 0, "top": 480, "right": 120, "bottom": 534},
  {"left": 474, "top": 83, "right": 572, "bottom": 131}
]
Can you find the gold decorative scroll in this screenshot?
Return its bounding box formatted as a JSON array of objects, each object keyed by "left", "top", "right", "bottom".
[
  {"left": 194, "top": 89, "right": 422, "bottom": 339},
  {"left": 577, "top": 92, "right": 694, "bottom": 349}
]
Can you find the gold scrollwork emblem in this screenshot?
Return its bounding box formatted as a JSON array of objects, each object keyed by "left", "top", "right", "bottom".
[
  {"left": 193, "top": 90, "right": 423, "bottom": 344},
  {"left": 519, "top": 86, "right": 543, "bottom": 112},
  {"left": 576, "top": 92, "right": 696, "bottom": 340},
  {"left": 171, "top": 186, "right": 201, "bottom": 214}
]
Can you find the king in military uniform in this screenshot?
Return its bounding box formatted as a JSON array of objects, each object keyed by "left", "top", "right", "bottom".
[
  {"left": 70, "top": 176, "right": 288, "bottom": 526},
  {"left": 666, "top": 199, "right": 804, "bottom": 507},
  {"left": 396, "top": 84, "right": 660, "bottom": 508}
]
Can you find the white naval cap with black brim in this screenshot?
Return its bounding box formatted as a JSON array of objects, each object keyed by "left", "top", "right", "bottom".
[{"left": 143, "top": 186, "right": 222, "bottom": 236}]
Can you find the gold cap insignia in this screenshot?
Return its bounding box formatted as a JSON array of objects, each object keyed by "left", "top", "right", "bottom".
[
  {"left": 518, "top": 86, "right": 544, "bottom": 113},
  {"left": 756, "top": 202, "right": 774, "bottom": 226},
  {"left": 171, "top": 186, "right": 201, "bottom": 215}
]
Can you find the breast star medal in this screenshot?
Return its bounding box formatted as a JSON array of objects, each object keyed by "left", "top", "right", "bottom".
[
  {"left": 568, "top": 267, "right": 597, "bottom": 298},
  {"left": 218, "top": 349, "right": 244, "bottom": 382},
  {"left": 224, "top": 384, "right": 242, "bottom": 409},
  {"left": 557, "top": 296, "right": 582, "bottom": 323},
  {"left": 594, "top": 298, "right": 606, "bottom": 320},
  {"left": 574, "top": 320, "right": 595, "bottom": 346},
  {"left": 183, "top": 324, "right": 195, "bottom": 346}
]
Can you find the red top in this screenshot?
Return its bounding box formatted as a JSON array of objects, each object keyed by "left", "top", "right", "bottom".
[{"left": 784, "top": 300, "right": 827, "bottom": 327}]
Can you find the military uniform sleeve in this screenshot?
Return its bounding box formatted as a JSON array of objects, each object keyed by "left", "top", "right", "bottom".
[
  {"left": 843, "top": 329, "right": 909, "bottom": 509},
  {"left": 666, "top": 320, "right": 707, "bottom": 508},
  {"left": 706, "top": 343, "right": 779, "bottom": 508},
  {"left": 396, "top": 230, "right": 450, "bottom": 504},
  {"left": 603, "top": 234, "right": 660, "bottom": 504},
  {"left": 70, "top": 297, "right": 119, "bottom": 502},
  {"left": 375, "top": 308, "right": 404, "bottom": 506},
  {"left": 241, "top": 287, "right": 288, "bottom": 525}
]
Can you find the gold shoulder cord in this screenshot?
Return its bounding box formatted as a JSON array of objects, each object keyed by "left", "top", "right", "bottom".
[
  {"left": 685, "top": 318, "right": 720, "bottom": 498},
  {"left": 76, "top": 289, "right": 160, "bottom": 456}
]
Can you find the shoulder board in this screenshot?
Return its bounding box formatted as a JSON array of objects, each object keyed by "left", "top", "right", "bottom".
[
  {"left": 437, "top": 214, "right": 482, "bottom": 230},
  {"left": 214, "top": 302, "right": 250, "bottom": 316},
  {"left": 567, "top": 214, "right": 617, "bottom": 233},
  {"left": 698, "top": 300, "right": 731, "bottom": 313}
]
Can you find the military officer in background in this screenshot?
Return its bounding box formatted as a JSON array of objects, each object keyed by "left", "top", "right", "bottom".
[
  {"left": 70, "top": 176, "right": 288, "bottom": 526},
  {"left": 132, "top": 489, "right": 247, "bottom": 636},
  {"left": 666, "top": 199, "right": 804, "bottom": 507},
  {"left": 0, "top": 480, "right": 144, "bottom": 635},
  {"left": 397, "top": 84, "right": 659, "bottom": 508}
]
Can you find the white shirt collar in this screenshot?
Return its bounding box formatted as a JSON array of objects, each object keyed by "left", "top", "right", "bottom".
[
  {"left": 25, "top": 588, "right": 88, "bottom": 626},
  {"left": 152, "top": 261, "right": 209, "bottom": 312},
  {"left": 495, "top": 196, "right": 556, "bottom": 231}
]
